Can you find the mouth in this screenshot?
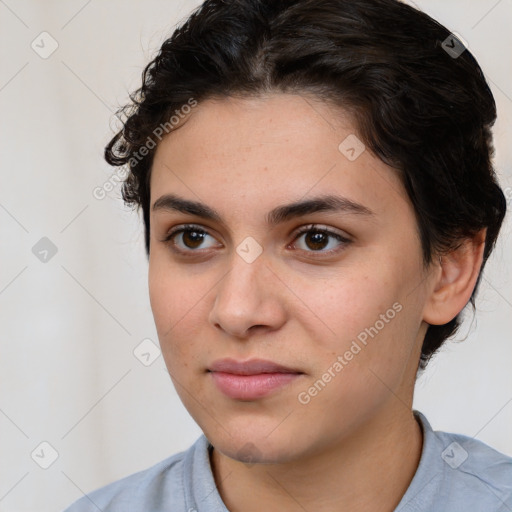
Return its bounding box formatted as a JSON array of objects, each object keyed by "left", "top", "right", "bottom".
[
  {"left": 208, "top": 357, "right": 303, "bottom": 375},
  {"left": 207, "top": 358, "right": 304, "bottom": 400}
]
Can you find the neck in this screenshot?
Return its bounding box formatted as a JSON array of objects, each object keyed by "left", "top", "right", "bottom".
[{"left": 210, "top": 405, "right": 423, "bottom": 512}]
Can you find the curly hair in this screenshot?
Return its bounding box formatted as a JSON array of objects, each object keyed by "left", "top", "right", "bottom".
[{"left": 105, "top": 0, "right": 507, "bottom": 370}]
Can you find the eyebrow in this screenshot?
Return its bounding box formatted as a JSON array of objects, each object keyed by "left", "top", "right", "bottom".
[{"left": 152, "top": 193, "right": 374, "bottom": 227}]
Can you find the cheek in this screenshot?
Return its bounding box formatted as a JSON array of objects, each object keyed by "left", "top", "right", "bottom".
[
  {"left": 149, "top": 262, "right": 188, "bottom": 350},
  {"left": 148, "top": 259, "right": 215, "bottom": 370},
  {"left": 297, "top": 277, "right": 416, "bottom": 429},
  {"left": 306, "top": 270, "right": 396, "bottom": 345},
  {"left": 148, "top": 253, "right": 199, "bottom": 326},
  {"left": 309, "top": 261, "right": 421, "bottom": 377}
]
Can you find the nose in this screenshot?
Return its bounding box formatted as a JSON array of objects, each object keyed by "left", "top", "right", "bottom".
[{"left": 208, "top": 253, "right": 287, "bottom": 339}]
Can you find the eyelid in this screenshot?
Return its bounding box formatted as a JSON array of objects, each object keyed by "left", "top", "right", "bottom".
[
  {"left": 289, "top": 223, "right": 351, "bottom": 242},
  {"left": 161, "top": 222, "right": 352, "bottom": 257},
  {"left": 288, "top": 224, "right": 352, "bottom": 257},
  {"left": 162, "top": 223, "right": 219, "bottom": 250}
]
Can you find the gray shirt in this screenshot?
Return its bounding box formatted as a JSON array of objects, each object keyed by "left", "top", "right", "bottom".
[{"left": 63, "top": 411, "right": 512, "bottom": 511}]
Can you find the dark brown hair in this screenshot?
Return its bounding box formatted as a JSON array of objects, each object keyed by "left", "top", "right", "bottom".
[{"left": 105, "top": 0, "right": 507, "bottom": 369}]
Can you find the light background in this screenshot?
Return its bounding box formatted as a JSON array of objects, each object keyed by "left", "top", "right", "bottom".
[{"left": 0, "top": 1, "right": 510, "bottom": 511}]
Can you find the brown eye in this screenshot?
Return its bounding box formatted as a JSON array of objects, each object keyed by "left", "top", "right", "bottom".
[
  {"left": 161, "top": 223, "right": 351, "bottom": 259},
  {"left": 180, "top": 229, "right": 206, "bottom": 249},
  {"left": 303, "top": 231, "right": 330, "bottom": 251},
  {"left": 162, "top": 224, "right": 219, "bottom": 254},
  {"left": 290, "top": 225, "right": 351, "bottom": 257}
]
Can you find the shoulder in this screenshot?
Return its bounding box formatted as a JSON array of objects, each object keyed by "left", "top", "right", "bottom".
[
  {"left": 434, "top": 425, "right": 512, "bottom": 498},
  {"left": 62, "top": 436, "right": 206, "bottom": 512},
  {"left": 401, "top": 411, "right": 512, "bottom": 511}
]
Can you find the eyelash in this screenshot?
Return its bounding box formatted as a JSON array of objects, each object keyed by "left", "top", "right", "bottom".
[{"left": 161, "top": 223, "right": 351, "bottom": 258}]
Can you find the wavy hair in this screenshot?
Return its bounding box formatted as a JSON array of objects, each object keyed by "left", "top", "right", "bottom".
[{"left": 105, "top": 0, "right": 507, "bottom": 369}]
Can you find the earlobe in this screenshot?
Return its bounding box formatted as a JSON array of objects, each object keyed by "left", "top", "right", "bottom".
[{"left": 423, "top": 229, "right": 487, "bottom": 326}]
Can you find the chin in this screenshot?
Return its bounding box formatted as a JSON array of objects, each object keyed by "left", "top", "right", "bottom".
[
  {"left": 216, "top": 438, "right": 299, "bottom": 465},
  {"left": 205, "top": 421, "right": 306, "bottom": 465}
]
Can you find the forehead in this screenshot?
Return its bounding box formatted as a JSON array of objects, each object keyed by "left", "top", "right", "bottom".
[{"left": 150, "top": 93, "right": 409, "bottom": 221}]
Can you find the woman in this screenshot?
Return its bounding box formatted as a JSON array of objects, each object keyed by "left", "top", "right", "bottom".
[{"left": 64, "top": 0, "right": 511, "bottom": 510}]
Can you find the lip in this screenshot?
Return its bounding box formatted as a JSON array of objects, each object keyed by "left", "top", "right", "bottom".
[
  {"left": 208, "top": 358, "right": 302, "bottom": 375},
  {"left": 208, "top": 358, "right": 304, "bottom": 400}
]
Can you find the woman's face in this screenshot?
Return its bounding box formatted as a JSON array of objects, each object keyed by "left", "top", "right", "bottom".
[{"left": 148, "top": 93, "right": 434, "bottom": 463}]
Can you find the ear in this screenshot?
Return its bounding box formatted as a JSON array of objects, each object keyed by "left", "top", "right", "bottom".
[{"left": 423, "top": 229, "right": 487, "bottom": 326}]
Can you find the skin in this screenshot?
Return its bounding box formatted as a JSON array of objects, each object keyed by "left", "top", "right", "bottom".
[{"left": 148, "top": 93, "right": 486, "bottom": 511}]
